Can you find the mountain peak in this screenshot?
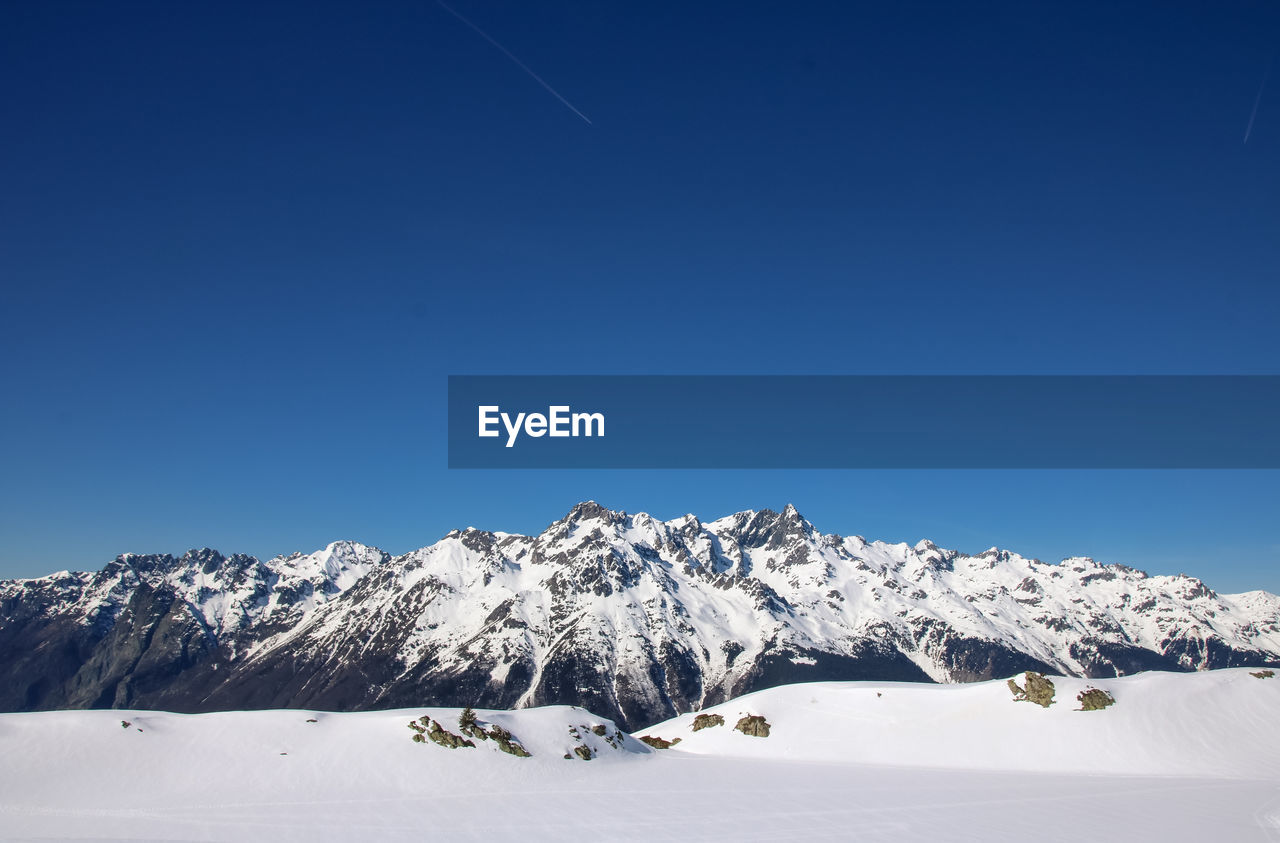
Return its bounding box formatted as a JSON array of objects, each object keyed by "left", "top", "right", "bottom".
[
  {"left": 779, "top": 503, "right": 814, "bottom": 530},
  {"left": 563, "top": 500, "right": 623, "bottom": 524},
  {"left": 731, "top": 505, "right": 814, "bottom": 549}
]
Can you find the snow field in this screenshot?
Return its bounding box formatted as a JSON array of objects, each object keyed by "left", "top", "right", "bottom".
[{"left": 2, "top": 669, "right": 1279, "bottom": 841}]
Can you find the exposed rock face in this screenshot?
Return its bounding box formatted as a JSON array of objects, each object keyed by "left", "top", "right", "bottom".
[
  {"left": 426, "top": 719, "right": 474, "bottom": 749},
  {"left": 486, "top": 724, "right": 531, "bottom": 757},
  {"left": 1251, "top": 670, "right": 1275, "bottom": 679},
  {"left": 1077, "top": 687, "right": 1116, "bottom": 711},
  {"left": 734, "top": 715, "right": 771, "bottom": 737},
  {"left": 639, "top": 735, "right": 681, "bottom": 749},
  {"left": 2, "top": 504, "right": 1279, "bottom": 731},
  {"left": 1008, "top": 672, "right": 1056, "bottom": 707},
  {"left": 692, "top": 713, "right": 725, "bottom": 732},
  {"left": 456, "top": 709, "right": 532, "bottom": 756}
]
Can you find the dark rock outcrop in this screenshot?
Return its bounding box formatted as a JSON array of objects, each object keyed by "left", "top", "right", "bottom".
[
  {"left": 692, "top": 713, "right": 725, "bottom": 731},
  {"left": 1077, "top": 687, "right": 1116, "bottom": 710},
  {"left": 734, "top": 714, "right": 771, "bottom": 737},
  {"left": 1008, "top": 672, "right": 1056, "bottom": 707}
]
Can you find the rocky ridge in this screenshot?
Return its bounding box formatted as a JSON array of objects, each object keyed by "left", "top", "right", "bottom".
[{"left": 2, "top": 502, "right": 1277, "bottom": 730}]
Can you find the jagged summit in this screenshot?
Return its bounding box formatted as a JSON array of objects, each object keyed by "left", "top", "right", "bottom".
[
  {"left": 564, "top": 500, "right": 618, "bottom": 522},
  {"left": 1, "top": 503, "right": 1277, "bottom": 730}
]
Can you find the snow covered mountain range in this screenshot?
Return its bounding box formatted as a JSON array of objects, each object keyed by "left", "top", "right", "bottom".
[{"left": 2, "top": 502, "right": 1278, "bottom": 729}]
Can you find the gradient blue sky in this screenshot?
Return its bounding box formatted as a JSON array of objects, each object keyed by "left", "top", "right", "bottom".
[{"left": 2, "top": 1, "right": 1278, "bottom": 592}]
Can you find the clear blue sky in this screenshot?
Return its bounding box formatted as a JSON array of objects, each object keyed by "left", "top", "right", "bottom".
[{"left": 2, "top": 1, "right": 1278, "bottom": 592}]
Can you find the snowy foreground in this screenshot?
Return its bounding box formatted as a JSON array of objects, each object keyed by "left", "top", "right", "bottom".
[{"left": 3, "top": 669, "right": 1279, "bottom": 842}]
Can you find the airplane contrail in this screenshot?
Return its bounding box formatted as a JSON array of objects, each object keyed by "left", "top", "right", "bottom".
[
  {"left": 435, "top": 0, "right": 593, "bottom": 125},
  {"left": 1244, "top": 58, "right": 1272, "bottom": 144}
]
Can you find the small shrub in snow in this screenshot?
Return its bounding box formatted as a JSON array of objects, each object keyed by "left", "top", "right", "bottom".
[{"left": 458, "top": 707, "right": 488, "bottom": 741}]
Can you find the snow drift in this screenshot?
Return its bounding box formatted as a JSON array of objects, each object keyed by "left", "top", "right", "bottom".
[{"left": 2, "top": 668, "right": 1279, "bottom": 841}]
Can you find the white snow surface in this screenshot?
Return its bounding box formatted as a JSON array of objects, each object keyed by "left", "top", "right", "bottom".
[{"left": 3, "top": 668, "right": 1280, "bottom": 841}]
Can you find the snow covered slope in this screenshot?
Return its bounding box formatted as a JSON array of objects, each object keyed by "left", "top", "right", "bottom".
[
  {"left": 644, "top": 668, "right": 1280, "bottom": 778},
  {"left": 2, "top": 669, "right": 1279, "bottom": 841},
  {"left": 2, "top": 503, "right": 1278, "bottom": 729}
]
